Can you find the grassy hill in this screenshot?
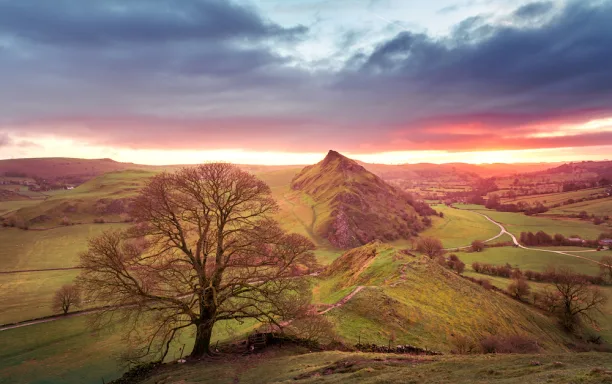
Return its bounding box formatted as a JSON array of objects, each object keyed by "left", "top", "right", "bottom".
[
  {"left": 291, "top": 151, "right": 433, "bottom": 248},
  {"left": 549, "top": 197, "right": 612, "bottom": 216},
  {"left": 314, "top": 242, "right": 573, "bottom": 353},
  {"left": 6, "top": 170, "right": 157, "bottom": 226},
  {"left": 0, "top": 157, "right": 160, "bottom": 185},
  {"left": 137, "top": 349, "right": 612, "bottom": 384},
  {"left": 500, "top": 188, "right": 609, "bottom": 207}
]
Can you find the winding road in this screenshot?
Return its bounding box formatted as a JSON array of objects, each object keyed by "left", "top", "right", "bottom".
[{"left": 468, "top": 210, "right": 606, "bottom": 268}]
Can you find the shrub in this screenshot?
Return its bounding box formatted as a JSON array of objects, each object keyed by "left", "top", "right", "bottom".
[
  {"left": 60, "top": 216, "right": 71, "bottom": 226},
  {"left": 472, "top": 262, "right": 481, "bottom": 273},
  {"left": 451, "top": 335, "right": 476, "bottom": 355},
  {"left": 479, "top": 335, "right": 540, "bottom": 354},
  {"left": 507, "top": 278, "right": 531, "bottom": 301},
  {"left": 471, "top": 240, "right": 485, "bottom": 252},
  {"left": 479, "top": 279, "right": 493, "bottom": 290},
  {"left": 93, "top": 217, "right": 106, "bottom": 224}
]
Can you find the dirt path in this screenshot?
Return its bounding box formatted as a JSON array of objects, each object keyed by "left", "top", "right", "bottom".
[
  {"left": 442, "top": 213, "right": 506, "bottom": 251},
  {"left": 0, "top": 266, "right": 82, "bottom": 274},
  {"left": 0, "top": 307, "right": 104, "bottom": 331},
  {"left": 317, "top": 286, "right": 365, "bottom": 315}
]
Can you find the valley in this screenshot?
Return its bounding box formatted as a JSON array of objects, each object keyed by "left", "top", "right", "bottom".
[{"left": 1, "top": 155, "right": 612, "bottom": 384}]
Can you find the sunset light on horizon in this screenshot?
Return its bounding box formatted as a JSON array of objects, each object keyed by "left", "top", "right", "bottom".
[{"left": 1, "top": 0, "right": 612, "bottom": 164}]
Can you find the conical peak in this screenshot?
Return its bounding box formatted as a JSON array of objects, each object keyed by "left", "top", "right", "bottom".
[{"left": 325, "top": 150, "right": 344, "bottom": 160}]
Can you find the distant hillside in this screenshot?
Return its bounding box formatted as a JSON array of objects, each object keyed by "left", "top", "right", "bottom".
[
  {"left": 6, "top": 170, "right": 157, "bottom": 227},
  {"left": 536, "top": 160, "right": 612, "bottom": 179},
  {"left": 0, "top": 157, "right": 158, "bottom": 185},
  {"left": 359, "top": 162, "right": 562, "bottom": 181},
  {"left": 291, "top": 150, "right": 434, "bottom": 248}
]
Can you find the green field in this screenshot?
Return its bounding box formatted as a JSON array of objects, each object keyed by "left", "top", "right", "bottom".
[
  {"left": 0, "top": 224, "right": 128, "bottom": 324},
  {"left": 455, "top": 246, "right": 603, "bottom": 276},
  {"left": 392, "top": 205, "right": 500, "bottom": 249},
  {"left": 0, "top": 200, "right": 41, "bottom": 216},
  {"left": 0, "top": 224, "right": 128, "bottom": 271},
  {"left": 549, "top": 197, "right": 612, "bottom": 216},
  {"left": 501, "top": 188, "right": 608, "bottom": 206},
  {"left": 457, "top": 205, "right": 610, "bottom": 239},
  {"left": 0, "top": 270, "right": 80, "bottom": 324}
]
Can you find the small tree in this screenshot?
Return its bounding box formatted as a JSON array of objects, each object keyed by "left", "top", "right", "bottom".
[
  {"left": 415, "top": 237, "right": 444, "bottom": 258},
  {"left": 600, "top": 256, "right": 612, "bottom": 282},
  {"left": 454, "top": 260, "right": 466, "bottom": 274},
  {"left": 543, "top": 267, "right": 607, "bottom": 331},
  {"left": 507, "top": 278, "right": 530, "bottom": 301},
  {"left": 52, "top": 285, "right": 81, "bottom": 315},
  {"left": 471, "top": 240, "right": 485, "bottom": 252}
]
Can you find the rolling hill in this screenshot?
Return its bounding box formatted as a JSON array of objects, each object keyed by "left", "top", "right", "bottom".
[
  {"left": 318, "top": 242, "right": 573, "bottom": 352},
  {"left": 0, "top": 157, "right": 159, "bottom": 185},
  {"left": 291, "top": 150, "right": 434, "bottom": 248}
]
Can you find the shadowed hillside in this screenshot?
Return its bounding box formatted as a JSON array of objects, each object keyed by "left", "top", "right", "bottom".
[{"left": 291, "top": 150, "right": 434, "bottom": 248}]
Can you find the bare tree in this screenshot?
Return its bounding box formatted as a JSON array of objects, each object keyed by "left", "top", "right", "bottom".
[
  {"left": 600, "top": 256, "right": 612, "bottom": 282},
  {"left": 78, "top": 164, "right": 316, "bottom": 361},
  {"left": 415, "top": 237, "right": 444, "bottom": 258},
  {"left": 542, "top": 267, "right": 607, "bottom": 331},
  {"left": 52, "top": 284, "right": 81, "bottom": 315}
]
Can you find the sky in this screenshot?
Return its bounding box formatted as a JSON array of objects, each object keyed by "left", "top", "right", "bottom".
[{"left": 1, "top": 0, "right": 612, "bottom": 165}]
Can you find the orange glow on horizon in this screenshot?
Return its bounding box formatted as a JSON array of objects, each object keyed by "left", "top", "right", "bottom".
[{"left": 2, "top": 136, "right": 611, "bottom": 165}]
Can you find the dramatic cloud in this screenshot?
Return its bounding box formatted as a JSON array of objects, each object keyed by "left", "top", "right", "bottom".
[{"left": 1, "top": 0, "right": 612, "bottom": 157}]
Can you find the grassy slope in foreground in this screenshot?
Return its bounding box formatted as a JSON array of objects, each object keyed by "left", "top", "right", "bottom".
[
  {"left": 316, "top": 242, "right": 572, "bottom": 353},
  {"left": 0, "top": 315, "right": 259, "bottom": 384},
  {"left": 140, "top": 348, "right": 612, "bottom": 384}
]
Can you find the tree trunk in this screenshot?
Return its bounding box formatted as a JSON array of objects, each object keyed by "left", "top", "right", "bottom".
[{"left": 190, "top": 321, "right": 214, "bottom": 357}]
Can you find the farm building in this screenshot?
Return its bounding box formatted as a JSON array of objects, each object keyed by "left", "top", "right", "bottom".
[
  {"left": 567, "top": 237, "right": 585, "bottom": 244},
  {"left": 600, "top": 239, "right": 612, "bottom": 247}
]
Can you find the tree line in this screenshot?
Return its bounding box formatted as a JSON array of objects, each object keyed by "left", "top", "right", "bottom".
[{"left": 519, "top": 230, "right": 612, "bottom": 248}]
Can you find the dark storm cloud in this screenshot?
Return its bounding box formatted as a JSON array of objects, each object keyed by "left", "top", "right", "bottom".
[
  {"left": 0, "top": 0, "right": 306, "bottom": 46},
  {"left": 333, "top": 0, "right": 612, "bottom": 148},
  {"left": 1, "top": 0, "right": 612, "bottom": 153}
]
